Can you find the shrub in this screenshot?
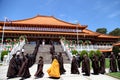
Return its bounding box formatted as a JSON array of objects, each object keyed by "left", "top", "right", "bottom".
[
  {"left": 80, "top": 50, "right": 88, "bottom": 59},
  {"left": 112, "top": 46, "right": 120, "bottom": 57},
  {"left": 89, "top": 50, "right": 95, "bottom": 60},
  {"left": 1, "top": 50, "right": 8, "bottom": 61},
  {"left": 95, "top": 50, "right": 102, "bottom": 57},
  {"left": 71, "top": 50, "right": 78, "bottom": 55}
]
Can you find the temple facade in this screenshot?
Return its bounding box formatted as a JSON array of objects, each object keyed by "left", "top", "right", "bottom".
[{"left": 0, "top": 15, "right": 120, "bottom": 45}]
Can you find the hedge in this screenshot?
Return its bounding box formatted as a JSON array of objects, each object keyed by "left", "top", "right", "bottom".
[{"left": 1, "top": 50, "right": 8, "bottom": 61}]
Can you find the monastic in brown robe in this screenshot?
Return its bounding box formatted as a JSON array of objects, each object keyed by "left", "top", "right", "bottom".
[
  {"left": 83, "top": 55, "right": 90, "bottom": 76},
  {"left": 117, "top": 53, "right": 120, "bottom": 71},
  {"left": 82, "top": 58, "right": 85, "bottom": 73},
  {"left": 99, "top": 53, "right": 106, "bottom": 74},
  {"left": 57, "top": 52, "right": 66, "bottom": 75},
  {"left": 71, "top": 56, "right": 80, "bottom": 74},
  {"left": 15, "top": 55, "right": 22, "bottom": 75},
  {"left": 7, "top": 54, "right": 17, "bottom": 78},
  {"left": 92, "top": 54, "right": 99, "bottom": 75},
  {"left": 18, "top": 55, "right": 31, "bottom": 79},
  {"left": 50, "top": 44, "right": 55, "bottom": 55},
  {"left": 34, "top": 56, "right": 44, "bottom": 78},
  {"left": 76, "top": 54, "right": 81, "bottom": 68},
  {"left": 109, "top": 52, "right": 117, "bottom": 72}
]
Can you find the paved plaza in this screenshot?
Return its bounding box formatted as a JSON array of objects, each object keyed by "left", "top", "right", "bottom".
[{"left": 0, "top": 64, "right": 119, "bottom": 80}]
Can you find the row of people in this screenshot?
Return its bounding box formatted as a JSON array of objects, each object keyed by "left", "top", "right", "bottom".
[
  {"left": 73, "top": 52, "right": 120, "bottom": 76},
  {"left": 7, "top": 40, "right": 40, "bottom": 80}
]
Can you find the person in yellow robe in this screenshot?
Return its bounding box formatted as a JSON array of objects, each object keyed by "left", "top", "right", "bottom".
[{"left": 47, "top": 55, "right": 60, "bottom": 78}]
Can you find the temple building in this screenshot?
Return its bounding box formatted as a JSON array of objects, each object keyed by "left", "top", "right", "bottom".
[{"left": 0, "top": 15, "right": 120, "bottom": 45}]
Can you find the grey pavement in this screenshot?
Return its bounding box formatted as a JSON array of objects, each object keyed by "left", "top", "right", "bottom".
[{"left": 0, "top": 64, "right": 119, "bottom": 80}]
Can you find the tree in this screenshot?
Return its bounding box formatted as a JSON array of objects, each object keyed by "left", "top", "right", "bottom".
[
  {"left": 109, "top": 28, "right": 120, "bottom": 36},
  {"left": 96, "top": 28, "right": 107, "bottom": 34},
  {"left": 112, "top": 46, "right": 120, "bottom": 57}
]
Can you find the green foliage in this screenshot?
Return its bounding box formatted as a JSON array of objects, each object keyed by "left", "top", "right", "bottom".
[
  {"left": 107, "top": 72, "right": 120, "bottom": 79},
  {"left": 109, "top": 28, "right": 120, "bottom": 36},
  {"left": 65, "top": 40, "right": 70, "bottom": 44},
  {"left": 72, "top": 40, "right": 76, "bottom": 44},
  {"left": 89, "top": 50, "right": 95, "bottom": 59},
  {"left": 71, "top": 50, "right": 78, "bottom": 55},
  {"left": 1, "top": 50, "right": 8, "bottom": 61},
  {"left": 85, "top": 40, "right": 91, "bottom": 45},
  {"left": 19, "top": 35, "right": 25, "bottom": 40},
  {"left": 95, "top": 50, "right": 102, "bottom": 57},
  {"left": 79, "top": 40, "right": 83, "bottom": 44},
  {"left": 96, "top": 28, "right": 107, "bottom": 34},
  {"left": 80, "top": 50, "right": 88, "bottom": 58},
  {"left": 105, "top": 58, "right": 110, "bottom": 68},
  {"left": 112, "top": 46, "right": 120, "bottom": 56}
]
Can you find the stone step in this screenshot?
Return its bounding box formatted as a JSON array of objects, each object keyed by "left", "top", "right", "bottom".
[{"left": 24, "top": 44, "right": 70, "bottom": 64}]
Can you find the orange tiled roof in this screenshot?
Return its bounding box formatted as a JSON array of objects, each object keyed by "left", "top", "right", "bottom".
[
  {"left": 82, "top": 29, "right": 100, "bottom": 36},
  {"left": 83, "top": 29, "right": 120, "bottom": 38},
  {"left": 9, "top": 15, "right": 85, "bottom": 28},
  {"left": 99, "top": 48, "right": 112, "bottom": 52},
  {"left": 98, "top": 34, "right": 120, "bottom": 38},
  {"left": 0, "top": 26, "right": 2, "bottom": 29},
  {"left": 0, "top": 30, "right": 97, "bottom": 36},
  {"left": 113, "top": 42, "right": 120, "bottom": 46}
]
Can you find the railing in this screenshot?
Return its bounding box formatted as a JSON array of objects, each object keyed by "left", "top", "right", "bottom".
[
  {"left": 60, "top": 39, "right": 113, "bottom": 61},
  {"left": 3, "top": 39, "right": 26, "bottom": 65},
  {"left": 60, "top": 40, "right": 73, "bottom": 61}
]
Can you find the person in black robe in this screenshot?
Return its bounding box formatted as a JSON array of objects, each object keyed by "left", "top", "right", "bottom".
[
  {"left": 15, "top": 54, "right": 22, "bottom": 75},
  {"left": 99, "top": 53, "right": 106, "bottom": 74},
  {"left": 117, "top": 53, "right": 120, "bottom": 71},
  {"left": 7, "top": 54, "right": 17, "bottom": 79},
  {"left": 34, "top": 56, "right": 44, "bottom": 78},
  {"left": 50, "top": 44, "right": 55, "bottom": 55},
  {"left": 71, "top": 56, "right": 80, "bottom": 74},
  {"left": 109, "top": 52, "right": 117, "bottom": 72},
  {"left": 76, "top": 54, "right": 81, "bottom": 68},
  {"left": 18, "top": 54, "right": 31, "bottom": 80},
  {"left": 57, "top": 52, "right": 66, "bottom": 75},
  {"left": 18, "top": 40, "right": 40, "bottom": 80},
  {"left": 83, "top": 54, "right": 90, "bottom": 76},
  {"left": 92, "top": 54, "right": 99, "bottom": 75},
  {"left": 82, "top": 57, "right": 85, "bottom": 73}
]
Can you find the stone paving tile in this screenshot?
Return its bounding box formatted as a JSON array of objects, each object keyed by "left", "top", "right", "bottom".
[{"left": 0, "top": 64, "right": 119, "bottom": 80}]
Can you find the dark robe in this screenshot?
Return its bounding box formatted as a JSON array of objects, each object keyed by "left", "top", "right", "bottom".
[
  {"left": 99, "top": 54, "right": 106, "bottom": 74},
  {"left": 18, "top": 40, "right": 40, "bottom": 79},
  {"left": 50, "top": 45, "right": 55, "bottom": 55},
  {"left": 18, "top": 56, "right": 31, "bottom": 79},
  {"left": 84, "top": 56, "right": 90, "bottom": 76},
  {"left": 7, "top": 55, "right": 18, "bottom": 78},
  {"left": 34, "top": 59, "right": 44, "bottom": 78},
  {"left": 15, "top": 55, "right": 22, "bottom": 75},
  {"left": 71, "top": 57, "right": 80, "bottom": 74},
  {"left": 109, "top": 53, "right": 117, "bottom": 72},
  {"left": 117, "top": 54, "right": 120, "bottom": 71},
  {"left": 92, "top": 55, "right": 99, "bottom": 75},
  {"left": 82, "top": 58, "right": 85, "bottom": 73},
  {"left": 76, "top": 55, "right": 81, "bottom": 68},
  {"left": 58, "top": 54, "right": 66, "bottom": 75}
]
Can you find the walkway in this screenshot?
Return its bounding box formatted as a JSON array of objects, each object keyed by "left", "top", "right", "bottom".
[{"left": 0, "top": 64, "right": 118, "bottom": 80}]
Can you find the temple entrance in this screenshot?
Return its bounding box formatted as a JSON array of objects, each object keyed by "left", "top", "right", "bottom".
[{"left": 28, "top": 38, "right": 60, "bottom": 45}]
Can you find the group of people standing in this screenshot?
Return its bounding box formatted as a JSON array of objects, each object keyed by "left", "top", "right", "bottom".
[
  {"left": 7, "top": 40, "right": 41, "bottom": 80},
  {"left": 47, "top": 42, "right": 66, "bottom": 78},
  {"left": 71, "top": 51, "right": 120, "bottom": 76},
  {"left": 6, "top": 40, "right": 120, "bottom": 79}
]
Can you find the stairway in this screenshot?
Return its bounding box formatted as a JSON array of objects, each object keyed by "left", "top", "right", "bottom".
[{"left": 24, "top": 44, "right": 70, "bottom": 64}]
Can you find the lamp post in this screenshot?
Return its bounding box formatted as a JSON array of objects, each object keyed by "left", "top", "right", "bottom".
[
  {"left": 0, "top": 17, "right": 6, "bottom": 62},
  {"left": 76, "top": 23, "right": 79, "bottom": 46}
]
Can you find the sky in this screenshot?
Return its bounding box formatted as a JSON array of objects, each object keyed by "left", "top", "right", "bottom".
[{"left": 0, "top": 0, "right": 120, "bottom": 33}]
